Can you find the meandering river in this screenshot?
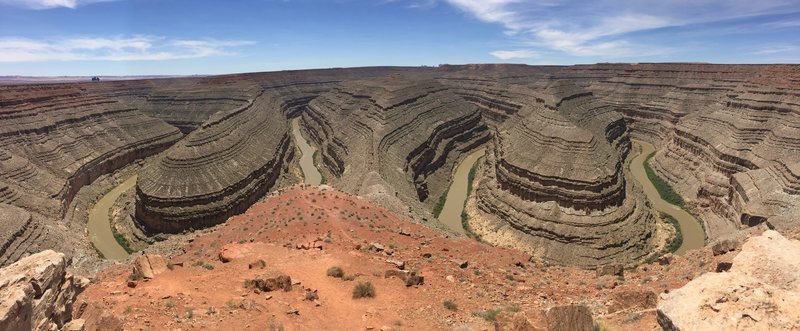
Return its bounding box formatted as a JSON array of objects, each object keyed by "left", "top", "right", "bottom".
[
  {"left": 438, "top": 149, "right": 485, "bottom": 234},
  {"left": 292, "top": 118, "right": 322, "bottom": 186},
  {"left": 87, "top": 175, "right": 134, "bottom": 259},
  {"left": 630, "top": 140, "right": 705, "bottom": 254}
]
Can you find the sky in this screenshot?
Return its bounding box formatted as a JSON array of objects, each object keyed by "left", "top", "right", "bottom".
[{"left": 0, "top": 0, "right": 799, "bottom": 76}]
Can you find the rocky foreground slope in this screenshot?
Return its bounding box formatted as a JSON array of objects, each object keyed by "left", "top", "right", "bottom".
[{"left": 49, "top": 185, "right": 788, "bottom": 330}]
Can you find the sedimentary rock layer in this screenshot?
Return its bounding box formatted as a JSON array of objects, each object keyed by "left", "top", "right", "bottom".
[
  {"left": 302, "top": 78, "right": 490, "bottom": 216},
  {"left": 468, "top": 81, "right": 655, "bottom": 267},
  {"left": 135, "top": 90, "right": 297, "bottom": 233}
]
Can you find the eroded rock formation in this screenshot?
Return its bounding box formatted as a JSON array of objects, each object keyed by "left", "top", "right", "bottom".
[
  {"left": 467, "top": 81, "right": 655, "bottom": 267},
  {"left": 135, "top": 89, "right": 296, "bottom": 233},
  {"left": 0, "top": 250, "right": 86, "bottom": 330},
  {"left": 302, "top": 78, "right": 490, "bottom": 217},
  {"left": 658, "top": 230, "right": 800, "bottom": 330}
]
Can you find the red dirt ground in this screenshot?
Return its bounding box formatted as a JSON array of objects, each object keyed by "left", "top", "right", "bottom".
[{"left": 76, "top": 185, "right": 743, "bottom": 331}]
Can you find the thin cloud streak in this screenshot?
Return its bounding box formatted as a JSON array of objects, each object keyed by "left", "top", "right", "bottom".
[
  {"left": 490, "top": 50, "right": 538, "bottom": 59},
  {"left": 0, "top": 0, "right": 117, "bottom": 9},
  {"left": 439, "top": 0, "right": 800, "bottom": 59},
  {"left": 0, "top": 36, "right": 256, "bottom": 62}
]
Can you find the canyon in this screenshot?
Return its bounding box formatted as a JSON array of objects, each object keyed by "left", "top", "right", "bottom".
[{"left": 0, "top": 63, "right": 798, "bottom": 330}]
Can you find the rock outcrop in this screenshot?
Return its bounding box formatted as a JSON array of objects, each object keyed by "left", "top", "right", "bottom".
[
  {"left": 658, "top": 230, "right": 800, "bottom": 330},
  {"left": 556, "top": 64, "right": 800, "bottom": 241},
  {"left": 0, "top": 83, "right": 183, "bottom": 266},
  {"left": 0, "top": 250, "right": 85, "bottom": 330},
  {"left": 302, "top": 78, "right": 490, "bottom": 217},
  {"left": 467, "top": 81, "right": 655, "bottom": 267},
  {"left": 135, "top": 90, "right": 296, "bottom": 233}
]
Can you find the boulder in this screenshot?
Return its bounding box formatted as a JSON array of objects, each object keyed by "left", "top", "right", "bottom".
[
  {"left": 658, "top": 230, "right": 800, "bottom": 330},
  {"left": 64, "top": 318, "right": 85, "bottom": 331},
  {"left": 131, "top": 254, "right": 168, "bottom": 279},
  {"left": 404, "top": 271, "right": 424, "bottom": 287},
  {"left": 545, "top": 305, "right": 594, "bottom": 331},
  {"left": 0, "top": 250, "right": 84, "bottom": 330},
  {"left": 595, "top": 264, "right": 623, "bottom": 277},
  {"left": 219, "top": 243, "right": 255, "bottom": 262},
  {"left": 711, "top": 238, "right": 738, "bottom": 256},
  {"left": 244, "top": 272, "right": 292, "bottom": 292}
]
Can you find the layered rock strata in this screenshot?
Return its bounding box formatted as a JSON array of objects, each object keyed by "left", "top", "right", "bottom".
[
  {"left": 0, "top": 250, "right": 86, "bottom": 330},
  {"left": 658, "top": 230, "right": 800, "bottom": 330},
  {"left": 647, "top": 69, "right": 800, "bottom": 238},
  {"left": 302, "top": 78, "right": 490, "bottom": 216},
  {"left": 468, "top": 81, "right": 655, "bottom": 267},
  {"left": 135, "top": 90, "right": 295, "bottom": 233}
]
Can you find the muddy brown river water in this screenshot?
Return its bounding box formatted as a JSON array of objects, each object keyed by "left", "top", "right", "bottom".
[
  {"left": 630, "top": 140, "right": 705, "bottom": 254},
  {"left": 87, "top": 175, "right": 134, "bottom": 259},
  {"left": 292, "top": 118, "right": 322, "bottom": 186},
  {"left": 439, "top": 149, "right": 485, "bottom": 234}
]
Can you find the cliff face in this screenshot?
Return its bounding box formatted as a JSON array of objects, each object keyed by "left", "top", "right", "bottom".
[
  {"left": 135, "top": 89, "right": 295, "bottom": 233},
  {"left": 466, "top": 81, "right": 655, "bottom": 267},
  {"left": 0, "top": 83, "right": 184, "bottom": 266},
  {"left": 555, "top": 64, "right": 800, "bottom": 240},
  {"left": 0, "top": 250, "right": 86, "bottom": 330},
  {"left": 302, "top": 78, "right": 490, "bottom": 217}
]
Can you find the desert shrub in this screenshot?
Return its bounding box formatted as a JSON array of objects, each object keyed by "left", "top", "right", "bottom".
[
  {"left": 352, "top": 281, "right": 375, "bottom": 299},
  {"left": 326, "top": 266, "right": 345, "bottom": 278},
  {"left": 443, "top": 300, "right": 458, "bottom": 311}
]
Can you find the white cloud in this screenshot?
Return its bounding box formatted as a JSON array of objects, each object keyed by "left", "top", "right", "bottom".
[
  {"left": 439, "top": 0, "right": 800, "bottom": 59},
  {"left": 753, "top": 45, "right": 800, "bottom": 55},
  {"left": 489, "top": 50, "right": 538, "bottom": 59},
  {"left": 0, "top": 0, "right": 116, "bottom": 9},
  {"left": 0, "top": 36, "right": 256, "bottom": 62}
]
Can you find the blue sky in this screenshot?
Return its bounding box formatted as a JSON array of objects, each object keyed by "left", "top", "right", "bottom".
[{"left": 0, "top": 0, "right": 798, "bottom": 75}]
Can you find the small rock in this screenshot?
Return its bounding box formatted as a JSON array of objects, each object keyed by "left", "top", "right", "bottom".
[
  {"left": 445, "top": 275, "right": 455, "bottom": 283},
  {"left": 244, "top": 272, "right": 292, "bottom": 292},
  {"left": 369, "top": 242, "right": 384, "bottom": 252},
  {"left": 405, "top": 271, "right": 424, "bottom": 287},
  {"left": 658, "top": 253, "right": 674, "bottom": 266},
  {"left": 399, "top": 229, "right": 411, "bottom": 236},
  {"left": 127, "top": 280, "right": 138, "bottom": 288},
  {"left": 248, "top": 259, "right": 267, "bottom": 269},
  {"left": 386, "top": 259, "right": 405, "bottom": 270},
  {"left": 64, "top": 319, "right": 86, "bottom": 331},
  {"left": 456, "top": 260, "right": 469, "bottom": 269},
  {"left": 712, "top": 239, "right": 738, "bottom": 256},
  {"left": 595, "top": 264, "right": 623, "bottom": 277},
  {"left": 715, "top": 261, "right": 733, "bottom": 273}
]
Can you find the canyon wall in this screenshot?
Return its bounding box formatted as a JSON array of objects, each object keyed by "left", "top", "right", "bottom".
[
  {"left": 302, "top": 78, "right": 490, "bottom": 218},
  {"left": 465, "top": 80, "right": 655, "bottom": 267}
]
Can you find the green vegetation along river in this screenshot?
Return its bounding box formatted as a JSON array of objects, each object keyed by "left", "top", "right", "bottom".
[
  {"left": 438, "top": 149, "right": 485, "bottom": 234},
  {"left": 88, "top": 175, "right": 135, "bottom": 259},
  {"left": 630, "top": 140, "right": 705, "bottom": 254},
  {"left": 292, "top": 118, "right": 322, "bottom": 186}
]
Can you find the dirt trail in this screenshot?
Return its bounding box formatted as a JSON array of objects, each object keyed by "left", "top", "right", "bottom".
[
  {"left": 87, "top": 175, "right": 134, "bottom": 259},
  {"left": 439, "top": 149, "right": 484, "bottom": 234},
  {"left": 292, "top": 118, "right": 322, "bottom": 185},
  {"left": 630, "top": 140, "right": 705, "bottom": 254}
]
